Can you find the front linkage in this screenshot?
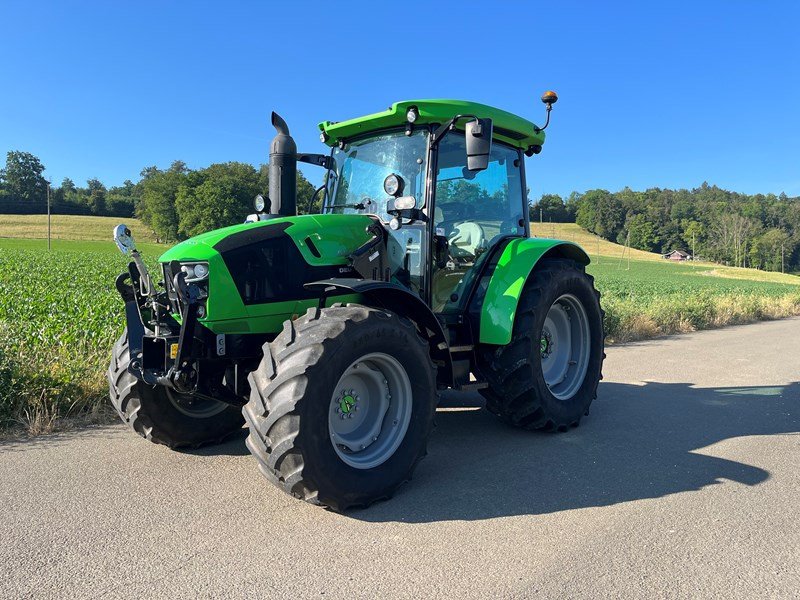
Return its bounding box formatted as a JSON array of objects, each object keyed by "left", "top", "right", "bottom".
[{"left": 114, "top": 227, "right": 248, "bottom": 408}]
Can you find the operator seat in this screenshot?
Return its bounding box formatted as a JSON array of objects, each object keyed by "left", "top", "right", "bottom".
[{"left": 449, "top": 222, "right": 485, "bottom": 260}]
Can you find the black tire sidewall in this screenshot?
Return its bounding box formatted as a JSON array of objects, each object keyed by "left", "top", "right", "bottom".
[
  {"left": 110, "top": 333, "right": 244, "bottom": 447},
  {"left": 297, "top": 314, "right": 436, "bottom": 503},
  {"left": 526, "top": 265, "right": 604, "bottom": 424},
  {"left": 135, "top": 384, "right": 244, "bottom": 446}
]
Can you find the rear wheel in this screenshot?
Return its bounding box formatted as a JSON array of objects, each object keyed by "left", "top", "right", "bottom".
[
  {"left": 107, "top": 331, "right": 244, "bottom": 448},
  {"left": 478, "top": 259, "right": 604, "bottom": 431},
  {"left": 243, "top": 304, "right": 436, "bottom": 511}
]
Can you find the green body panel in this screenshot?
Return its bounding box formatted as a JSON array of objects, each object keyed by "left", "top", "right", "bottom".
[
  {"left": 479, "top": 238, "right": 590, "bottom": 346},
  {"left": 158, "top": 214, "right": 374, "bottom": 335},
  {"left": 319, "top": 99, "right": 546, "bottom": 150}
]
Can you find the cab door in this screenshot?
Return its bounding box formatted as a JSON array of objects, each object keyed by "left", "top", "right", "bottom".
[{"left": 431, "top": 133, "right": 526, "bottom": 313}]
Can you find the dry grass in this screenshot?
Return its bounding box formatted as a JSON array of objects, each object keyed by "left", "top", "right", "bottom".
[
  {"left": 0, "top": 214, "right": 159, "bottom": 243},
  {"left": 530, "top": 222, "right": 662, "bottom": 261},
  {"left": 605, "top": 292, "right": 800, "bottom": 343},
  {"left": 697, "top": 265, "right": 800, "bottom": 285}
]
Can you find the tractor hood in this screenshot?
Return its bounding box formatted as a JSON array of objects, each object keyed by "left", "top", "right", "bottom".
[
  {"left": 159, "top": 213, "right": 375, "bottom": 266},
  {"left": 157, "top": 213, "right": 375, "bottom": 331}
]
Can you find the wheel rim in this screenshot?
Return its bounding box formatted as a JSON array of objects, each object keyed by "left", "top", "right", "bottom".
[
  {"left": 540, "top": 294, "right": 591, "bottom": 401},
  {"left": 165, "top": 388, "right": 228, "bottom": 418},
  {"left": 328, "top": 352, "right": 413, "bottom": 470}
]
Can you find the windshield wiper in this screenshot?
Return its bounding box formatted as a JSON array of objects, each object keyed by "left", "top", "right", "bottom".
[{"left": 335, "top": 198, "right": 376, "bottom": 211}]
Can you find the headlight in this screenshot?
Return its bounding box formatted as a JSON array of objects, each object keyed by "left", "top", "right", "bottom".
[
  {"left": 181, "top": 262, "right": 209, "bottom": 282},
  {"left": 383, "top": 173, "right": 404, "bottom": 197},
  {"left": 254, "top": 194, "right": 266, "bottom": 213},
  {"left": 193, "top": 263, "right": 209, "bottom": 279},
  {"left": 406, "top": 106, "right": 419, "bottom": 123}
]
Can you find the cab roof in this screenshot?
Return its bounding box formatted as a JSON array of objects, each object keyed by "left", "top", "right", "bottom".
[{"left": 318, "top": 99, "right": 546, "bottom": 151}]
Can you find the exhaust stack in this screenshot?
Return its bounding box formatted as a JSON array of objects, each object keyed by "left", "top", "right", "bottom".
[{"left": 268, "top": 112, "right": 297, "bottom": 217}]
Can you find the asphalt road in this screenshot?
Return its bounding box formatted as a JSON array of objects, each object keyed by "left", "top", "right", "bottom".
[{"left": 2, "top": 318, "right": 799, "bottom": 599}]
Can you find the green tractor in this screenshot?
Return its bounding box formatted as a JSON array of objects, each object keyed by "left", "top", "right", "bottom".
[{"left": 109, "top": 93, "right": 604, "bottom": 510}]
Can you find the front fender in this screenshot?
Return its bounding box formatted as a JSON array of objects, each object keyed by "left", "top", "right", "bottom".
[
  {"left": 306, "top": 278, "right": 453, "bottom": 387},
  {"left": 478, "top": 238, "right": 590, "bottom": 345}
]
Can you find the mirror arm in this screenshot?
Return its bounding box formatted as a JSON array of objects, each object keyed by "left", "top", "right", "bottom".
[
  {"left": 431, "top": 114, "right": 479, "bottom": 147},
  {"left": 296, "top": 153, "right": 331, "bottom": 170}
]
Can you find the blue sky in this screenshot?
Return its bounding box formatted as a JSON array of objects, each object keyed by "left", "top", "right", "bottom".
[{"left": 1, "top": 1, "right": 798, "bottom": 198}]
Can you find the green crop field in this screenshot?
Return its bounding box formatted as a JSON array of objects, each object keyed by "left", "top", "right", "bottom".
[{"left": 1, "top": 218, "right": 799, "bottom": 435}]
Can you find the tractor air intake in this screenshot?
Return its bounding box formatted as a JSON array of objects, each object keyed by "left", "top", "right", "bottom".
[{"left": 268, "top": 112, "right": 297, "bottom": 217}]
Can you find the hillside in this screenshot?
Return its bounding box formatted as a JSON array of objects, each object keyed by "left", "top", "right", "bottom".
[{"left": 531, "top": 222, "right": 661, "bottom": 261}]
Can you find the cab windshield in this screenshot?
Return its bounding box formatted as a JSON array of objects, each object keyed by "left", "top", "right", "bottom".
[{"left": 326, "top": 130, "right": 428, "bottom": 221}]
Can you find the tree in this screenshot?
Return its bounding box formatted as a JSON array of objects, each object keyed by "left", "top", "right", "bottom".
[
  {"left": 86, "top": 178, "right": 107, "bottom": 215},
  {"left": 0, "top": 151, "right": 47, "bottom": 201},
  {"left": 530, "top": 194, "right": 569, "bottom": 222},
  {"left": 623, "top": 214, "right": 658, "bottom": 251},
  {"left": 749, "top": 228, "right": 792, "bottom": 271},
  {"left": 107, "top": 179, "right": 138, "bottom": 217},
  {"left": 575, "top": 189, "right": 624, "bottom": 240},
  {"left": 176, "top": 162, "right": 259, "bottom": 238},
  {"left": 681, "top": 220, "right": 704, "bottom": 257},
  {"left": 564, "top": 192, "right": 582, "bottom": 222},
  {"left": 139, "top": 167, "right": 188, "bottom": 241}
]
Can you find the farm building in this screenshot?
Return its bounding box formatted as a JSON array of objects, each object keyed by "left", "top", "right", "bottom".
[{"left": 663, "top": 249, "right": 692, "bottom": 261}]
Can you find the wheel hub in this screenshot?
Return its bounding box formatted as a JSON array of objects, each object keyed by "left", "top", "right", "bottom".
[
  {"left": 328, "top": 353, "right": 413, "bottom": 470},
  {"left": 540, "top": 294, "right": 591, "bottom": 401},
  {"left": 540, "top": 331, "right": 553, "bottom": 358},
  {"left": 336, "top": 390, "right": 359, "bottom": 418}
]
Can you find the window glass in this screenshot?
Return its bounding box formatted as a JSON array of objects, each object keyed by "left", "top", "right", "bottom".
[
  {"left": 327, "top": 130, "right": 429, "bottom": 295},
  {"left": 328, "top": 130, "right": 428, "bottom": 222}
]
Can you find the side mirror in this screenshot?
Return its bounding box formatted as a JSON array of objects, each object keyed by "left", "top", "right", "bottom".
[
  {"left": 465, "top": 118, "right": 493, "bottom": 171},
  {"left": 113, "top": 223, "right": 136, "bottom": 256}
]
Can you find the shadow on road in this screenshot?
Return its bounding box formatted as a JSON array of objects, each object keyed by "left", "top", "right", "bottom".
[
  {"left": 181, "top": 428, "right": 250, "bottom": 457},
  {"left": 350, "top": 380, "right": 799, "bottom": 523}
]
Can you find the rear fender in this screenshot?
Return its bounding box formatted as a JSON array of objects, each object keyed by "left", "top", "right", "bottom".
[
  {"left": 306, "top": 279, "right": 453, "bottom": 387},
  {"left": 477, "top": 238, "right": 590, "bottom": 345}
]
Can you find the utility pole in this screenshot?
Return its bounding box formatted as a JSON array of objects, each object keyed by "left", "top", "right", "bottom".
[
  {"left": 782, "top": 242, "right": 785, "bottom": 274},
  {"left": 539, "top": 206, "right": 543, "bottom": 224},
  {"left": 692, "top": 231, "right": 696, "bottom": 269},
  {"left": 47, "top": 181, "right": 51, "bottom": 250}
]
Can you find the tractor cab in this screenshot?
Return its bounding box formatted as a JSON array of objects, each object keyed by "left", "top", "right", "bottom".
[{"left": 317, "top": 99, "right": 549, "bottom": 313}]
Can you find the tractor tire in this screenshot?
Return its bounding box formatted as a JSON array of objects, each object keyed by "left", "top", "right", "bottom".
[
  {"left": 478, "top": 258, "right": 604, "bottom": 431},
  {"left": 107, "top": 331, "right": 244, "bottom": 449},
  {"left": 243, "top": 304, "right": 437, "bottom": 511}
]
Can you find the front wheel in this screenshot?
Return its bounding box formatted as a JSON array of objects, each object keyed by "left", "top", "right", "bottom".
[
  {"left": 478, "top": 258, "right": 605, "bottom": 431},
  {"left": 107, "top": 331, "right": 244, "bottom": 448},
  {"left": 243, "top": 305, "right": 437, "bottom": 511}
]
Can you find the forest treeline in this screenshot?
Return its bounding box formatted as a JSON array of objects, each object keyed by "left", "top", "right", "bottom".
[
  {"left": 3, "top": 150, "right": 799, "bottom": 272},
  {"left": 530, "top": 186, "right": 800, "bottom": 272},
  {"left": 0, "top": 151, "right": 318, "bottom": 241}
]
